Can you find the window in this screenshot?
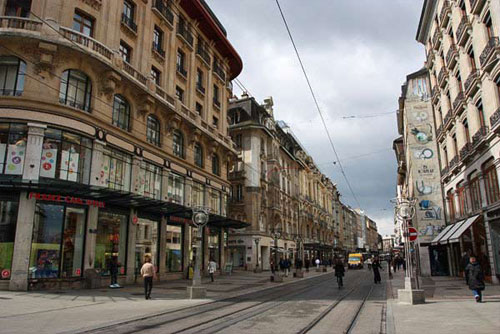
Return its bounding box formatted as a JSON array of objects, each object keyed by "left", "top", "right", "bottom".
[
  {"left": 235, "top": 184, "right": 243, "bottom": 202},
  {"left": 213, "top": 84, "right": 220, "bottom": 107},
  {"left": 476, "top": 100, "right": 485, "bottom": 128},
  {"left": 196, "top": 68, "right": 204, "bottom": 93},
  {"left": 0, "top": 199, "right": 18, "bottom": 280},
  {"left": 484, "top": 13, "right": 493, "bottom": 39},
  {"left": 442, "top": 145, "right": 449, "bottom": 166},
  {"left": 452, "top": 134, "right": 458, "bottom": 157},
  {"left": 210, "top": 189, "right": 221, "bottom": 214},
  {"left": 235, "top": 134, "right": 242, "bottom": 149},
  {"left": 99, "top": 147, "right": 132, "bottom": 191},
  {"left": 166, "top": 225, "right": 183, "bottom": 272},
  {"left": 136, "top": 161, "right": 162, "bottom": 199},
  {"left": 192, "top": 182, "right": 205, "bottom": 207},
  {"left": 0, "top": 56, "right": 26, "bottom": 96},
  {"left": 175, "top": 86, "right": 184, "bottom": 102},
  {"left": 95, "top": 211, "right": 128, "bottom": 276},
  {"left": 457, "top": 71, "right": 463, "bottom": 92},
  {"left": 457, "top": 182, "right": 467, "bottom": 217},
  {"left": 122, "top": 0, "right": 136, "bottom": 32},
  {"left": 229, "top": 111, "right": 240, "bottom": 125},
  {"left": 112, "top": 95, "right": 130, "bottom": 130},
  {"left": 212, "top": 154, "right": 220, "bottom": 176},
  {"left": 467, "top": 47, "right": 476, "bottom": 71},
  {"left": 151, "top": 66, "right": 161, "bottom": 86},
  {"left": 59, "top": 70, "right": 92, "bottom": 112},
  {"left": 73, "top": 10, "right": 94, "bottom": 37},
  {"left": 176, "top": 49, "right": 186, "bottom": 76},
  {"left": 119, "top": 41, "right": 131, "bottom": 63},
  {"left": 153, "top": 26, "right": 164, "bottom": 54},
  {"left": 194, "top": 143, "right": 203, "bottom": 167},
  {"left": 463, "top": 119, "right": 470, "bottom": 143},
  {"left": 195, "top": 102, "right": 203, "bottom": 116},
  {"left": 173, "top": 130, "right": 184, "bottom": 158},
  {"left": 469, "top": 174, "right": 482, "bottom": 212},
  {"left": 5, "top": 0, "right": 31, "bottom": 17},
  {"left": 167, "top": 173, "right": 185, "bottom": 204},
  {"left": 146, "top": 115, "right": 161, "bottom": 146},
  {"left": 483, "top": 160, "right": 500, "bottom": 205},
  {"left": 212, "top": 116, "right": 219, "bottom": 128}
]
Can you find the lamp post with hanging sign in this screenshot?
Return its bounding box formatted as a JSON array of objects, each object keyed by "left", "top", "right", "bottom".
[{"left": 187, "top": 207, "right": 209, "bottom": 299}]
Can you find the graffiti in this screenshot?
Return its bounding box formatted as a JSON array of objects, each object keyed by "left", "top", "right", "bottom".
[
  {"left": 419, "top": 223, "right": 443, "bottom": 237},
  {"left": 419, "top": 200, "right": 442, "bottom": 220},
  {"left": 416, "top": 180, "right": 434, "bottom": 195},
  {"left": 412, "top": 110, "right": 429, "bottom": 122},
  {"left": 417, "top": 164, "right": 435, "bottom": 175},
  {"left": 413, "top": 148, "right": 434, "bottom": 160},
  {"left": 411, "top": 124, "right": 433, "bottom": 144}
]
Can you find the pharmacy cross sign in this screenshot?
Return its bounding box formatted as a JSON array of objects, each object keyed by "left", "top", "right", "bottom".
[{"left": 407, "top": 227, "right": 418, "bottom": 242}]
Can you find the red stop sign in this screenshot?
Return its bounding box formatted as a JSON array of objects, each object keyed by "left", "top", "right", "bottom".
[{"left": 408, "top": 227, "right": 418, "bottom": 242}]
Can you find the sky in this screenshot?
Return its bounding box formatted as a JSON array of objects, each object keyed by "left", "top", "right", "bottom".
[{"left": 208, "top": 0, "right": 426, "bottom": 235}]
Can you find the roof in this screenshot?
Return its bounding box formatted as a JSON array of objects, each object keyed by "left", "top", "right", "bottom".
[
  {"left": 416, "top": 0, "right": 437, "bottom": 44},
  {"left": 181, "top": 0, "right": 243, "bottom": 79}
]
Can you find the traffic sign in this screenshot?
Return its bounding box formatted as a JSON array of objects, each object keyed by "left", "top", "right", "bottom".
[
  {"left": 1, "top": 269, "right": 10, "bottom": 279},
  {"left": 408, "top": 227, "right": 418, "bottom": 242}
]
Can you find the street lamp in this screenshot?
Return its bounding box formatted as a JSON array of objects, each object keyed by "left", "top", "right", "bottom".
[
  {"left": 395, "top": 198, "right": 425, "bottom": 304},
  {"left": 271, "top": 226, "right": 282, "bottom": 282},
  {"left": 187, "top": 207, "right": 209, "bottom": 299},
  {"left": 254, "top": 237, "right": 261, "bottom": 273}
]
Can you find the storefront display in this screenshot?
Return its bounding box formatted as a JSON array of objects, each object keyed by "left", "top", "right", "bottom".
[
  {"left": 0, "top": 123, "right": 27, "bottom": 175},
  {"left": 166, "top": 224, "right": 183, "bottom": 272},
  {"left": 135, "top": 161, "right": 162, "bottom": 200},
  {"left": 167, "top": 173, "right": 185, "bottom": 205},
  {"left": 30, "top": 204, "right": 86, "bottom": 278},
  {"left": 99, "top": 147, "right": 132, "bottom": 191},
  {"left": 95, "top": 211, "right": 128, "bottom": 276},
  {"left": 210, "top": 189, "right": 221, "bottom": 214},
  {"left": 192, "top": 182, "right": 205, "bottom": 208},
  {"left": 0, "top": 199, "right": 18, "bottom": 279}
]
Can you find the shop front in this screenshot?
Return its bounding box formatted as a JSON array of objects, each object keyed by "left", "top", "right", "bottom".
[{"left": 0, "top": 196, "right": 18, "bottom": 285}]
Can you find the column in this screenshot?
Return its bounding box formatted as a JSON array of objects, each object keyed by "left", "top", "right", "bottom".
[
  {"left": 89, "top": 140, "right": 106, "bottom": 187},
  {"left": 83, "top": 206, "right": 99, "bottom": 271},
  {"left": 158, "top": 215, "right": 167, "bottom": 279},
  {"left": 484, "top": 218, "right": 500, "bottom": 284},
  {"left": 23, "top": 123, "right": 46, "bottom": 181},
  {"left": 219, "top": 228, "right": 225, "bottom": 273},
  {"left": 126, "top": 208, "right": 137, "bottom": 284}
]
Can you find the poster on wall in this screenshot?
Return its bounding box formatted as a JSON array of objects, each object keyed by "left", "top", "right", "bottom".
[
  {"left": 4, "top": 143, "right": 25, "bottom": 175},
  {"left": 135, "top": 168, "right": 146, "bottom": 195},
  {"left": 0, "top": 143, "right": 6, "bottom": 173},
  {"left": 39, "top": 149, "right": 58, "bottom": 178},
  {"left": 60, "top": 149, "right": 79, "bottom": 182},
  {"left": 98, "top": 156, "right": 110, "bottom": 187}
]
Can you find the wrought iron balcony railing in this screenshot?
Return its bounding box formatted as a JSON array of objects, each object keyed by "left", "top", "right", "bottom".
[
  {"left": 152, "top": 0, "right": 174, "bottom": 25},
  {"left": 479, "top": 37, "right": 499, "bottom": 70}
]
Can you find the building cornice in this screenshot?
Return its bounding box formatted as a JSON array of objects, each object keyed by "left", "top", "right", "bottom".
[{"left": 416, "top": 0, "right": 437, "bottom": 44}]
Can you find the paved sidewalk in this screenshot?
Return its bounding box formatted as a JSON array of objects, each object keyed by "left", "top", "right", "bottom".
[
  {"left": 386, "top": 268, "right": 500, "bottom": 334},
  {"left": 0, "top": 269, "right": 329, "bottom": 334}
]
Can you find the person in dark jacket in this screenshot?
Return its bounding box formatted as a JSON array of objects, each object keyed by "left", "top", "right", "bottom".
[
  {"left": 372, "top": 257, "right": 382, "bottom": 284},
  {"left": 334, "top": 259, "right": 345, "bottom": 288},
  {"left": 108, "top": 256, "right": 119, "bottom": 288},
  {"left": 465, "top": 256, "right": 485, "bottom": 303},
  {"left": 305, "top": 258, "right": 310, "bottom": 272}
]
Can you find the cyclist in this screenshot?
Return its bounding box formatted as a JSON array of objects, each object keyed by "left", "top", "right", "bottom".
[{"left": 334, "top": 258, "right": 345, "bottom": 288}]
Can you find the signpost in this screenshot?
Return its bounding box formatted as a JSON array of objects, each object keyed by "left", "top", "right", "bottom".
[{"left": 408, "top": 227, "right": 418, "bottom": 242}]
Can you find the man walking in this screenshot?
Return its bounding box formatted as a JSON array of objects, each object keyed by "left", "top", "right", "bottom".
[
  {"left": 334, "top": 258, "right": 345, "bottom": 288},
  {"left": 208, "top": 258, "right": 217, "bottom": 282},
  {"left": 465, "top": 256, "right": 485, "bottom": 303},
  {"left": 372, "top": 257, "right": 382, "bottom": 284},
  {"left": 140, "top": 256, "right": 155, "bottom": 300}
]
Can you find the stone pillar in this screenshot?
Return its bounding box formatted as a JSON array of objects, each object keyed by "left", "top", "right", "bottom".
[
  {"left": 158, "top": 215, "right": 167, "bottom": 279},
  {"left": 9, "top": 192, "right": 36, "bottom": 291},
  {"left": 484, "top": 218, "right": 499, "bottom": 284},
  {"left": 22, "top": 123, "right": 46, "bottom": 181},
  {"left": 161, "top": 167, "right": 170, "bottom": 202},
  {"left": 126, "top": 208, "right": 137, "bottom": 284},
  {"left": 83, "top": 206, "right": 99, "bottom": 271}
]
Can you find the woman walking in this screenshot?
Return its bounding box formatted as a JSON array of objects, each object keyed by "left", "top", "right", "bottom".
[
  {"left": 465, "top": 256, "right": 485, "bottom": 303},
  {"left": 140, "top": 256, "right": 155, "bottom": 300},
  {"left": 372, "top": 257, "right": 382, "bottom": 284}
]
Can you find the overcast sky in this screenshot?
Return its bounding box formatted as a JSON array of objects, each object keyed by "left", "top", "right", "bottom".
[{"left": 209, "top": 0, "right": 426, "bottom": 235}]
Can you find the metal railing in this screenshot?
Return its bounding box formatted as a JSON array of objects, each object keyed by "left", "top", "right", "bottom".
[
  {"left": 152, "top": 0, "right": 174, "bottom": 25},
  {"left": 152, "top": 42, "right": 165, "bottom": 58},
  {"left": 177, "top": 21, "right": 193, "bottom": 46},
  {"left": 0, "top": 16, "right": 42, "bottom": 31},
  {"left": 59, "top": 27, "right": 113, "bottom": 60},
  {"left": 479, "top": 37, "right": 499, "bottom": 68},
  {"left": 213, "top": 60, "right": 226, "bottom": 82},
  {"left": 472, "top": 126, "right": 489, "bottom": 147},
  {"left": 121, "top": 14, "right": 137, "bottom": 32},
  {"left": 464, "top": 70, "right": 480, "bottom": 95},
  {"left": 196, "top": 42, "right": 211, "bottom": 65},
  {"left": 490, "top": 107, "right": 500, "bottom": 130}
]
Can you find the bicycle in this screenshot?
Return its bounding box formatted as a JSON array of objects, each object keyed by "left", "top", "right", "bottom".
[{"left": 336, "top": 275, "right": 343, "bottom": 289}]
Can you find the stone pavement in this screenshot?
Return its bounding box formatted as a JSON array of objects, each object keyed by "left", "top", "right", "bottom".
[
  {"left": 386, "top": 267, "right": 500, "bottom": 334},
  {"left": 0, "top": 268, "right": 328, "bottom": 334}
]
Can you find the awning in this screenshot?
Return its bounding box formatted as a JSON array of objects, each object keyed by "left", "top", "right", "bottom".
[
  {"left": 448, "top": 214, "right": 481, "bottom": 243},
  {"left": 431, "top": 224, "right": 454, "bottom": 245},
  {"left": 431, "top": 220, "right": 468, "bottom": 245}
]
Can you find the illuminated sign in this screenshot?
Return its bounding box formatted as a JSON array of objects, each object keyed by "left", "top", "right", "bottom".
[{"left": 29, "top": 192, "right": 105, "bottom": 208}]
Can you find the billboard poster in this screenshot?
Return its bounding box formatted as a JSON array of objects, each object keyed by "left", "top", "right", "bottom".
[
  {"left": 40, "top": 149, "right": 57, "bottom": 178},
  {"left": 5, "top": 144, "right": 25, "bottom": 175}
]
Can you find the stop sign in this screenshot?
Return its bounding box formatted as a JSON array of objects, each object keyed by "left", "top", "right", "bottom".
[{"left": 408, "top": 227, "right": 418, "bottom": 242}]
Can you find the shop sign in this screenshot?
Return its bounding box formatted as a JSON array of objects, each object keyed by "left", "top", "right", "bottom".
[
  {"left": 1, "top": 269, "right": 10, "bottom": 279},
  {"left": 29, "top": 192, "right": 105, "bottom": 208},
  {"left": 132, "top": 216, "right": 138, "bottom": 225},
  {"left": 168, "top": 216, "right": 191, "bottom": 225}
]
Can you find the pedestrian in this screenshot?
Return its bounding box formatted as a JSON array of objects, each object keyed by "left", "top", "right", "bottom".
[
  {"left": 366, "top": 257, "right": 373, "bottom": 271},
  {"left": 140, "top": 256, "right": 154, "bottom": 300},
  {"left": 372, "top": 257, "right": 382, "bottom": 284},
  {"left": 208, "top": 257, "right": 217, "bottom": 282},
  {"left": 396, "top": 257, "right": 402, "bottom": 271},
  {"left": 279, "top": 257, "right": 285, "bottom": 275},
  {"left": 402, "top": 257, "right": 407, "bottom": 272},
  {"left": 284, "top": 258, "right": 290, "bottom": 277},
  {"left": 305, "top": 258, "right": 310, "bottom": 272},
  {"left": 108, "top": 256, "right": 120, "bottom": 288},
  {"left": 334, "top": 259, "right": 345, "bottom": 288},
  {"left": 315, "top": 258, "right": 320, "bottom": 269},
  {"left": 270, "top": 258, "right": 275, "bottom": 274},
  {"left": 465, "top": 256, "right": 485, "bottom": 303}
]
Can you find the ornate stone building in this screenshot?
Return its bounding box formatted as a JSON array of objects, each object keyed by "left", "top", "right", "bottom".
[{"left": 0, "top": 0, "right": 247, "bottom": 290}]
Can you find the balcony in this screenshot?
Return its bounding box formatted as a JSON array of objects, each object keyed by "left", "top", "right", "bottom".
[
  {"left": 449, "top": 155, "right": 459, "bottom": 173},
  {"left": 472, "top": 126, "right": 489, "bottom": 149},
  {"left": 123, "top": 62, "right": 147, "bottom": 86},
  {"left": 438, "top": 67, "right": 448, "bottom": 88},
  {"left": 479, "top": 37, "right": 499, "bottom": 73},
  {"left": 436, "top": 124, "right": 443, "bottom": 139},
  {"left": 196, "top": 44, "right": 211, "bottom": 67},
  {"left": 443, "top": 110, "right": 452, "bottom": 130},
  {"left": 196, "top": 83, "right": 205, "bottom": 95},
  {"left": 432, "top": 29, "right": 442, "bottom": 50},
  {"left": 177, "top": 22, "right": 193, "bottom": 48},
  {"left": 439, "top": 1, "right": 451, "bottom": 28},
  {"left": 464, "top": 70, "right": 480, "bottom": 98},
  {"left": 446, "top": 44, "right": 458, "bottom": 70},
  {"left": 213, "top": 98, "right": 221, "bottom": 109},
  {"left": 121, "top": 14, "right": 137, "bottom": 33},
  {"left": 490, "top": 107, "right": 500, "bottom": 133},
  {"left": 432, "top": 86, "right": 440, "bottom": 103},
  {"left": 0, "top": 16, "right": 42, "bottom": 31},
  {"left": 469, "top": 0, "right": 486, "bottom": 15},
  {"left": 176, "top": 64, "right": 187, "bottom": 78},
  {"left": 459, "top": 143, "right": 473, "bottom": 162},
  {"left": 427, "top": 49, "right": 435, "bottom": 67},
  {"left": 456, "top": 15, "right": 471, "bottom": 47},
  {"left": 152, "top": 0, "right": 174, "bottom": 27},
  {"left": 452, "top": 91, "right": 465, "bottom": 116},
  {"left": 152, "top": 42, "right": 165, "bottom": 59},
  {"left": 441, "top": 165, "right": 449, "bottom": 177},
  {"left": 59, "top": 27, "right": 113, "bottom": 60},
  {"left": 213, "top": 61, "right": 226, "bottom": 82}
]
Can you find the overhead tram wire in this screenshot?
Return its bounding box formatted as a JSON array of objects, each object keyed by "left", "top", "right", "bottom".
[{"left": 274, "top": 0, "right": 362, "bottom": 209}]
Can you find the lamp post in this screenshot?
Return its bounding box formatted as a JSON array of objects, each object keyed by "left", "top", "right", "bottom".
[
  {"left": 187, "top": 207, "right": 209, "bottom": 299},
  {"left": 294, "top": 234, "right": 304, "bottom": 278},
  {"left": 271, "top": 226, "right": 282, "bottom": 282},
  {"left": 254, "top": 237, "right": 261, "bottom": 273},
  {"left": 395, "top": 198, "right": 425, "bottom": 304}
]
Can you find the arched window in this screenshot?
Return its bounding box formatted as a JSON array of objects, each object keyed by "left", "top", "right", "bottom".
[
  {"left": 212, "top": 153, "right": 220, "bottom": 175},
  {"left": 194, "top": 142, "right": 203, "bottom": 167},
  {"left": 173, "top": 130, "right": 184, "bottom": 158},
  {"left": 0, "top": 56, "right": 26, "bottom": 96},
  {"left": 112, "top": 94, "right": 130, "bottom": 131},
  {"left": 59, "top": 69, "right": 92, "bottom": 111},
  {"left": 146, "top": 115, "right": 160, "bottom": 146}
]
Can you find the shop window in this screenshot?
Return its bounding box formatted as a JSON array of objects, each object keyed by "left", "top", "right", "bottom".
[
  {"left": 59, "top": 69, "right": 92, "bottom": 112},
  {"left": 0, "top": 56, "right": 26, "bottom": 96},
  {"left": 212, "top": 154, "right": 220, "bottom": 176},
  {"left": 172, "top": 130, "right": 184, "bottom": 158},
  {"left": 210, "top": 189, "right": 221, "bottom": 214},
  {"left": 135, "top": 160, "right": 162, "bottom": 199},
  {"left": 112, "top": 94, "right": 131, "bottom": 131},
  {"left": 0, "top": 123, "right": 27, "bottom": 175},
  {"left": 192, "top": 182, "right": 205, "bottom": 207},
  {"left": 166, "top": 225, "right": 182, "bottom": 272},
  {"left": 40, "top": 128, "right": 92, "bottom": 184},
  {"left": 146, "top": 115, "right": 161, "bottom": 147},
  {"left": 95, "top": 211, "right": 128, "bottom": 276},
  {"left": 135, "top": 218, "right": 159, "bottom": 275},
  {"left": 194, "top": 143, "right": 203, "bottom": 168},
  {"left": 0, "top": 199, "right": 18, "bottom": 280},
  {"left": 167, "top": 173, "right": 185, "bottom": 205},
  {"left": 30, "top": 204, "right": 86, "bottom": 278},
  {"left": 99, "top": 147, "right": 132, "bottom": 191},
  {"left": 73, "top": 10, "right": 94, "bottom": 37}
]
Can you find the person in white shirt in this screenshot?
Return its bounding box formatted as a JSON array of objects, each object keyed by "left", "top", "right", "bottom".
[
  {"left": 315, "top": 258, "right": 320, "bottom": 269},
  {"left": 208, "top": 258, "right": 217, "bottom": 282},
  {"left": 140, "top": 256, "right": 155, "bottom": 300}
]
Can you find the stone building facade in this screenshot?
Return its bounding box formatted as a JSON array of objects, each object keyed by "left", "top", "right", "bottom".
[
  {"left": 417, "top": 0, "right": 500, "bottom": 282},
  {"left": 0, "top": 0, "right": 247, "bottom": 290}
]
